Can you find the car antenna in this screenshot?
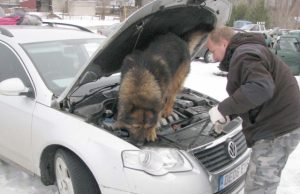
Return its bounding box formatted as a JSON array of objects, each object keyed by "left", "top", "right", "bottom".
[{"left": 133, "top": 21, "right": 144, "bottom": 50}]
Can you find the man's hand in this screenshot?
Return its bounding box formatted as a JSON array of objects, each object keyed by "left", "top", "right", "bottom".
[
  {"left": 208, "top": 105, "right": 227, "bottom": 124},
  {"left": 209, "top": 105, "right": 230, "bottom": 134}
]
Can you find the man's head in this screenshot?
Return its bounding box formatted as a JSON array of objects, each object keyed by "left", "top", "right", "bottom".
[{"left": 206, "top": 26, "right": 235, "bottom": 62}]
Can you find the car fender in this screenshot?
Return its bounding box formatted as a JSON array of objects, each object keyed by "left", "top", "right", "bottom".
[{"left": 31, "top": 103, "right": 136, "bottom": 191}]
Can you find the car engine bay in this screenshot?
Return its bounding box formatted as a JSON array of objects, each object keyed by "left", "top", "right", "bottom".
[{"left": 67, "top": 78, "right": 240, "bottom": 149}]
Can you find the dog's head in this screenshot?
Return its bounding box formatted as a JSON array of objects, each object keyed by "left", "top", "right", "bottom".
[{"left": 116, "top": 103, "right": 161, "bottom": 142}]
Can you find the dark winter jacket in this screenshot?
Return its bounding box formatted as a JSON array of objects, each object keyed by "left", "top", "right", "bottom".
[{"left": 218, "top": 33, "right": 300, "bottom": 147}]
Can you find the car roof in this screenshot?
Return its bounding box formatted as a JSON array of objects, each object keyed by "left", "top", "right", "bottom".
[
  {"left": 289, "top": 30, "right": 300, "bottom": 33},
  {"left": 280, "top": 34, "right": 299, "bottom": 40},
  {"left": 0, "top": 25, "right": 104, "bottom": 44}
]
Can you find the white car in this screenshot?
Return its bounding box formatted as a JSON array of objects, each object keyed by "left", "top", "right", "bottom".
[{"left": 0, "top": 0, "right": 251, "bottom": 194}]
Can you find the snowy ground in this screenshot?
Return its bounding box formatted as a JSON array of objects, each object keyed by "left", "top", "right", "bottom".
[{"left": 0, "top": 61, "right": 299, "bottom": 193}]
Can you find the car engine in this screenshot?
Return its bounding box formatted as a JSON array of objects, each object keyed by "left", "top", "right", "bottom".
[{"left": 69, "top": 80, "right": 237, "bottom": 147}]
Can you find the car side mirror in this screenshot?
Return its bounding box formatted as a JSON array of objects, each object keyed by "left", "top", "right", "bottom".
[{"left": 0, "top": 78, "right": 32, "bottom": 97}]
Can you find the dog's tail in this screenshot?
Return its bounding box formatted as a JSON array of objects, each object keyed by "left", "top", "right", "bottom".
[
  {"left": 186, "top": 31, "right": 208, "bottom": 54},
  {"left": 185, "top": 31, "right": 208, "bottom": 58}
]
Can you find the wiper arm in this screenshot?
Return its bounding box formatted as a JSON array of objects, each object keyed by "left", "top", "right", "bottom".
[{"left": 68, "top": 83, "right": 119, "bottom": 112}]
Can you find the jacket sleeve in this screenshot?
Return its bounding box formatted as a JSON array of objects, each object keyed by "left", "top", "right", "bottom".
[{"left": 218, "top": 56, "right": 275, "bottom": 116}]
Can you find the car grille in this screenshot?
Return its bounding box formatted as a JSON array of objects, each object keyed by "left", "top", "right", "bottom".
[{"left": 193, "top": 130, "right": 248, "bottom": 172}]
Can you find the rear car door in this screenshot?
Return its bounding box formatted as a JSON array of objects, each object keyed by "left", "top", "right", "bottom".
[
  {"left": 274, "top": 37, "right": 300, "bottom": 75},
  {"left": 0, "top": 41, "right": 35, "bottom": 169}
]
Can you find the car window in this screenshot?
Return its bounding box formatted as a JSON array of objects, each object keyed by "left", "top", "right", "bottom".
[
  {"left": 251, "top": 25, "right": 259, "bottom": 31},
  {"left": 295, "top": 42, "right": 300, "bottom": 52},
  {"left": 289, "top": 31, "right": 300, "bottom": 37},
  {"left": 233, "top": 21, "right": 252, "bottom": 29},
  {"left": 0, "top": 42, "right": 32, "bottom": 88},
  {"left": 279, "top": 38, "right": 298, "bottom": 52},
  {"left": 259, "top": 24, "right": 266, "bottom": 31},
  {"left": 22, "top": 38, "right": 103, "bottom": 96},
  {"left": 84, "top": 42, "right": 101, "bottom": 57}
]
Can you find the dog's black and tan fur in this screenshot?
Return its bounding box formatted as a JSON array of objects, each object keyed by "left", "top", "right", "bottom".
[{"left": 116, "top": 32, "right": 205, "bottom": 142}]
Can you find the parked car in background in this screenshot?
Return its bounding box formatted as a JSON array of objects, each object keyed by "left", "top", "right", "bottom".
[
  {"left": 42, "top": 18, "right": 120, "bottom": 35},
  {"left": 287, "top": 30, "right": 300, "bottom": 40},
  {"left": 240, "top": 22, "right": 267, "bottom": 33},
  {"left": 272, "top": 34, "right": 300, "bottom": 75},
  {"left": 233, "top": 20, "right": 252, "bottom": 29},
  {"left": 240, "top": 22, "right": 273, "bottom": 47},
  {"left": 0, "top": 1, "right": 251, "bottom": 194},
  {"left": 277, "top": 28, "right": 291, "bottom": 36},
  {"left": 269, "top": 27, "right": 290, "bottom": 38}
]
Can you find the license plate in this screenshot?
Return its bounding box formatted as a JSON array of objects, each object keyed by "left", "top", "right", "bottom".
[{"left": 219, "top": 159, "right": 249, "bottom": 191}]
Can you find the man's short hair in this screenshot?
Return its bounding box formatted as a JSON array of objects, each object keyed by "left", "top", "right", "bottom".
[{"left": 209, "top": 26, "right": 235, "bottom": 44}]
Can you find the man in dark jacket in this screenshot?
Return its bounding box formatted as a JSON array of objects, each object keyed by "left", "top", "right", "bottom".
[{"left": 206, "top": 26, "right": 300, "bottom": 194}]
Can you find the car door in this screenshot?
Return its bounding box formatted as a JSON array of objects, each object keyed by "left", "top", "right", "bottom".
[
  {"left": 274, "top": 37, "right": 300, "bottom": 75},
  {"left": 0, "top": 42, "right": 36, "bottom": 169}
]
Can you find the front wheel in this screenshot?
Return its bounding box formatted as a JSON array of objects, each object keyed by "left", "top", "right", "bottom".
[{"left": 54, "top": 149, "right": 101, "bottom": 194}]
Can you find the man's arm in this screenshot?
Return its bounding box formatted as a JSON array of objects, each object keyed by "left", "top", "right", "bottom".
[{"left": 219, "top": 59, "right": 275, "bottom": 116}]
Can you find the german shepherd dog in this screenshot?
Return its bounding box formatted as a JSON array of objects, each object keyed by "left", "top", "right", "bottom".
[{"left": 116, "top": 32, "right": 203, "bottom": 142}]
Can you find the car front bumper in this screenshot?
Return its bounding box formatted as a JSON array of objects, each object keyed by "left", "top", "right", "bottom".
[
  {"left": 100, "top": 155, "right": 213, "bottom": 194},
  {"left": 97, "top": 148, "right": 251, "bottom": 194},
  {"left": 208, "top": 148, "right": 251, "bottom": 194}
]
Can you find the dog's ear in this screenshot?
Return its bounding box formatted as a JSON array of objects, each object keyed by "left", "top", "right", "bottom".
[
  {"left": 123, "top": 55, "right": 136, "bottom": 65},
  {"left": 122, "top": 51, "right": 142, "bottom": 68}
]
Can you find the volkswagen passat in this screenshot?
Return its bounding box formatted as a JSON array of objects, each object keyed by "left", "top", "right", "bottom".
[{"left": 0, "top": 0, "right": 250, "bottom": 194}]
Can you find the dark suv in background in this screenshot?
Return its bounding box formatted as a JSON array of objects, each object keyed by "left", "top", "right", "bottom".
[{"left": 272, "top": 34, "right": 300, "bottom": 75}]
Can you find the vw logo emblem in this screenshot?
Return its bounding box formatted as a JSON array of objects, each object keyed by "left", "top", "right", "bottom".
[{"left": 227, "top": 141, "right": 237, "bottom": 159}]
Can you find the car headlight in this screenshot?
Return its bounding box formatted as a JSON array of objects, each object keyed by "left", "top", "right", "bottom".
[{"left": 122, "top": 148, "right": 192, "bottom": 176}]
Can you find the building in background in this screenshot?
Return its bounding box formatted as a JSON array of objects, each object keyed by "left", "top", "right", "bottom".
[
  {"left": 0, "top": 0, "right": 19, "bottom": 9},
  {"left": 0, "top": 0, "right": 137, "bottom": 20},
  {"left": 20, "top": 0, "right": 36, "bottom": 10}
]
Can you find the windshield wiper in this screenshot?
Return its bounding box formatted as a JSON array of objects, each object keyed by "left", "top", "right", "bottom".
[{"left": 68, "top": 83, "right": 119, "bottom": 113}]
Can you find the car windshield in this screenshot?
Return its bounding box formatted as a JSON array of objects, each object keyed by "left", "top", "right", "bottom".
[
  {"left": 22, "top": 38, "right": 104, "bottom": 96},
  {"left": 240, "top": 24, "right": 254, "bottom": 30}
]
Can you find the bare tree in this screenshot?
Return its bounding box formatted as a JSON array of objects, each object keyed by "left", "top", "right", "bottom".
[
  {"left": 99, "top": 0, "right": 109, "bottom": 20},
  {"left": 234, "top": 0, "right": 300, "bottom": 28},
  {"left": 269, "top": 0, "right": 300, "bottom": 28},
  {"left": 288, "top": 0, "right": 300, "bottom": 28},
  {"left": 135, "top": 0, "right": 142, "bottom": 7}
]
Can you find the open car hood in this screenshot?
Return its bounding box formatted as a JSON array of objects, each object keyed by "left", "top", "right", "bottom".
[{"left": 56, "top": 0, "right": 232, "bottom": 104}]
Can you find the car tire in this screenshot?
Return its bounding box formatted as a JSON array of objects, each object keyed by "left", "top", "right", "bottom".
[
  {"left": 54, "top": 149, "right": 101, "bottom": 194},
  {"left": 204, "top": 49, "right": 215, "bottom": 63}
]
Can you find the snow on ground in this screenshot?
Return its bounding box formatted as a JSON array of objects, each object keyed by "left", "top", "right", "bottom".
[
  {"left": 278, "top": 143, "right": 300, "bottom": 194},
  {"left": 0, "top": 160, "right": 58, "bottom": 194},
  {"left": 0, "top": 61, "right": 299, "bottom": 193}
]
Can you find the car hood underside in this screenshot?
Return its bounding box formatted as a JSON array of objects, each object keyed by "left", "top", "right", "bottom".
[{"left": 57, "top": 0, "right": 233, "bottom": 102}]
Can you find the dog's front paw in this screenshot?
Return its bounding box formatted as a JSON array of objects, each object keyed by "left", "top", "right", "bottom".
[
  {"left": 162, "top": 107, "right": 173, "bottom": 118},
  {"left": 146, "top": 128, "right": 157, "bottom": 142}
]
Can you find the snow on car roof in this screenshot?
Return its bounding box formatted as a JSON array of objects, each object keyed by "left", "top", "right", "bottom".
[{"left": 1, "top": 25, "right": 105, "bottom": 44}]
